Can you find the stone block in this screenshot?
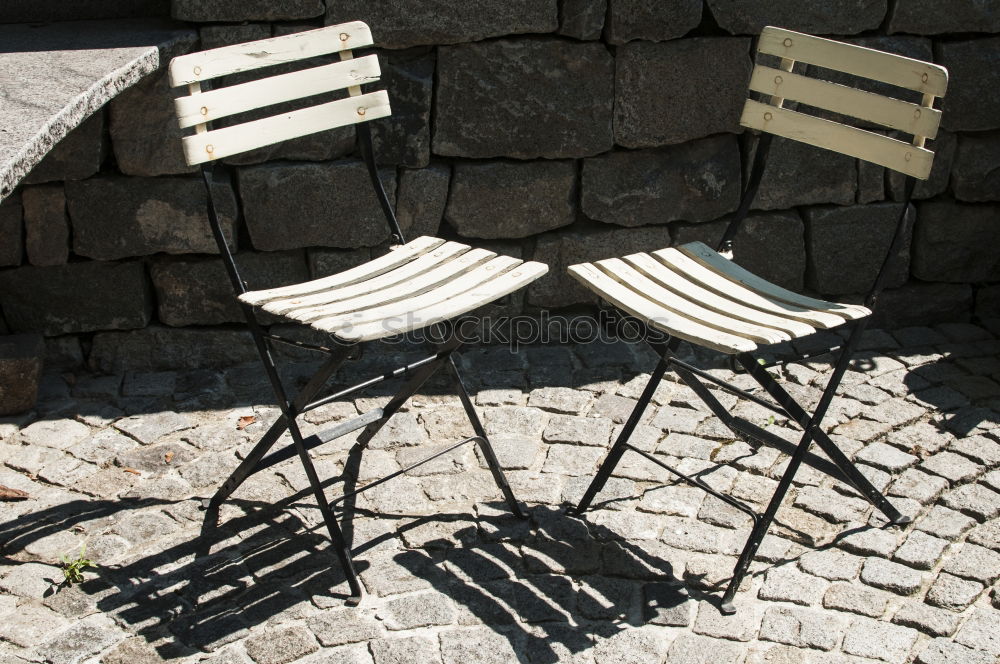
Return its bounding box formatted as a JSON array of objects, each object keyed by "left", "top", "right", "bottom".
[
  {"left": 396, "top": 163, "right": 449, "bottom": 240},
  {"left": 372, "top": 52, "right": 435, "bottom": 168},
  {"left": 951, "top": 132, "right": 1000, "bottom": 202},
  {"left": 150, "top": 251, "right": 309, "bottom": 326},
  {"left": 308, "top": 247, "right": 373, "bottom": 279},
  {"left": 67, "top": 175, "right": 237, "bottom": 260},
  {"left": 172, "top": 0, "right": 323, "bottom": 21},
  {"left": 21, "top": 184, "right": 68, "bottom": 266},
  {"left": 752, "top": 138, "right": 857, "bottom": 210},
  {"left": 3, "top": 1, "right": 168, "bottom": 21},
  {"left": 977, "top": 285, "right": 1000, "bottom": 319},
  {"left": 887, "top": 130, "right": 956, "bottom": 202},
  {"left": 890, "top": 0, "right": 1000, "bottom": 34},
  {"left": 938, "top": 37, "right": 1000, "bottom": 132},
  {"left": 707, "top": 0, "right": 886, "bottom": 34},
  {"left": 198, "top": 23, "right": 271, "bottom": 49},
  {"left": 23, "top": 112, "right": 106, "bottom": 185},
  {"left": 527, "top": 225, "right": 672, "bottom": 307},
  {"left": 558, "top": 0, "right": 606, "bottom": 39},
  {"left": 671, "top": 211, "right": 805, "bottom": 291},
  {"left": 0, "top": 261, "right": 151, "bottom": 335},
  {"left": 445, "top": 160, "right": 576, "bottom": 239},
  {"left": 89, "top": 325, "right": 256, "bottom": 372},
  {"left": 109, "top": 69, "right": 194, "bottom": 177},
  {"left": 326, "top": 0, "right": 558, "bottom": 49},
  {"left": 605, "top": 0, "right": 702, "bottom": 43},
  {"left": 0, "top": 195, "right": 22, "bottom": 267},
  {"left": 872, "top": 283, "right": 973, "bottom": 328},
  {"left": 615, "top": 38, "right": 752, "bottom": 147},
  {"left": 0, "top": 334, "right": 44, "bottom": 416},
  {"left": 804, "top": 202, "right": 913, "bottom": 295},
  {"left": 582, "top": 135, "right": 740, "bottom": 227},
  {"left": 238, "top": 160, "right": 395, "bottom": 250},
  {"left": 435, "top": 39, "right": 613, "bottom": 158},
  {"left": 912, "top": 201, "right": 1000, "bottom": 283}
]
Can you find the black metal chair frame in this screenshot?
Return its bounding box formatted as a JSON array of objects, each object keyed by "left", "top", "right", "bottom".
[
  {"left": 197, "top": 123, "right": 525, "bottom": 605},
  {"left": 572, "top": 130, "right": 917, "bottom": 614}
]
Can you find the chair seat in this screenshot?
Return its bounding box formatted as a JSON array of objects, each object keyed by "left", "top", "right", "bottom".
[
  {"left": 240, "top": 236, "right": 548, "bottom": 343},
  {"left": 568, "top": 241, "right": 870, "bottom": 355}
]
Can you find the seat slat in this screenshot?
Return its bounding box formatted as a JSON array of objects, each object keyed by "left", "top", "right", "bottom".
[
  {"left": 595, "top": 258, "right": 791, "bottom": 345},
  {"left": 181, "top": 90, "right": 390, "bottom": 166},
  {"left": 749, "top": 65, "right": 941, "bottom": 139},
  {"left": 652, "top": 247, "right": 854, "bottom": 329},
  {"left": 169, "top": 22, "right": 374, "bottom": 86},
  {"left": 311, "top": 256, "right": 523, "bottom": 333},
  {"left": 240, "top": 236, "right": 444, "bottom": 306},
  {"left": 757, "top": 26, "right": 947, "bottom": 97},
  {"left": 624, "top": 253, "right": 817, "bottom": 338},
  {"left": 174, "top": 55, "right": 381, "bottom": 129},
  {"left": 264, "top": 242, "right": 472, "bottom": 316},
  {"left": 676, "top": 242, "right": 871, "bottom": 321},
  {"left": 740, "top": 99, "right": 935, "bottom": 179},
  {"left": 341, "top": 261, "right": 549, "bottom": 343},
  {"left": 568, "top": 263, "right": 758, "bottom": 354},
  {"left": 282, "top": 248, "right": 497, "bottom": 322}
]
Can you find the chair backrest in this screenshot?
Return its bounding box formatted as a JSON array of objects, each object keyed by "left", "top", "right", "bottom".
[
  {"left": 740, "top": 26, "right": 948, "bottom": 180},
  {"left": 167, "top": 21, "right": 390, "bottom": 166}
]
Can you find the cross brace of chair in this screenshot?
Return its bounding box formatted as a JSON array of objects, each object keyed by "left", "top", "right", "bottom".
[
  {"left": 201, "top": 327, "right": 525, "bottom": 605},
  {"left": 573, "top": 320, "right": 911, "bottom": 614}
]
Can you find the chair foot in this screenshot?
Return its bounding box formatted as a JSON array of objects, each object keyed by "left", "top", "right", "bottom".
[
  {"left": 891, "top": 514, "right": 913, "bottom": 526},
  {"left": 345, "top": 593, "right": 363, "bottom": 607},
  {"left": 719, "top": 601, "right": 737, "bottom": 616}
]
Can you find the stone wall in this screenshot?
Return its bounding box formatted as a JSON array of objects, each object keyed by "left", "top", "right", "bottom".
[{"left": 1, "top": 0, "right": 999, "bottom": 372}]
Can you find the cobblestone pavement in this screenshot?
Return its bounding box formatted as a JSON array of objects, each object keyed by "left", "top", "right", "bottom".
[{"left": 1, "top": 323, "right": 999, "bottom": 664}]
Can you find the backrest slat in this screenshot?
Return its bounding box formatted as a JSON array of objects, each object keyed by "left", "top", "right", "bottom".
[
  {"left": 173, "top": 55, "right": 381, "bottom": 128},
  {"left": 169, "top": 21, "right": 389, "bottom": 167},
  {"left": 180, "top": 90, "right": 391, "bottom": 166},
  {"left": 748, "top": 65, "right": 942, "bottom": 138},
  {"left": 757, "top": 27, "right": 947, "bottom": 96},
  {"left": 168, "top": 21, "right": 373, "bottom": 86},
  {"left": 743, "top": 26, "right": 947, "bottom": 179},
  {"left": 741, "top": 99, "right": 934, "bottom": 179}
]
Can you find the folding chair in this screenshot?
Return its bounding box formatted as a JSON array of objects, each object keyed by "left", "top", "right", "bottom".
[
  {"left": 570, "top": 27, "right": 948, "bottom": 614},
  {"left": 166, "top": 21, "right": 547, "bottom": 605}
]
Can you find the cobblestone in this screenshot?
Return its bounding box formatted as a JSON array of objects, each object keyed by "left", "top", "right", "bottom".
[
  {"left": 758, "top": 566, "right": 829, "bottom": 606},
  {"left": 859, "top": 559, "right": 922, "bottom": 599},
  {"left": 941, "top": 484, "right": 1000, "bottom": 521},
  {"left": 823, "top": 582, "right": 890, "bottom": 618},
  {"left": 915, "top": 639, "right": 997, "bottom": 664},
  {"left": 855, "top": 441, "right": 919, "bottom": 472},
  {"left": 891, "top": 600, "right": 962, "bottom": 637},
  {"left": 759, "top": 605, "right": 845, "bottom": 651},
  {"left": 914, "top": 506, "right": 977, "bottom": 540},
  {"left": 953, "top": 607, "right": 1000, "bottom": 657},
  {"left": 841, "top": 618, "right": 919, "bottom": 664},
  {"left": 0, "top": 338, "right": 997, "bottom": 660},
  {"left": 925, "top": 572, "right": 985, "bottom": 611},
  {"left": 889, "top": 469, "right": 950, "bottom": 505},
  {"left": 893, "top": 531, "right": 951, "bottom": 570}
]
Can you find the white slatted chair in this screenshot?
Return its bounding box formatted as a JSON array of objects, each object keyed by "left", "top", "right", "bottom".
[
  {"left": 167, "top": 22, "right": 547, "bottom": 605},
  {"left": 570, "top": 27, "right": 948, "bottom": 614}
]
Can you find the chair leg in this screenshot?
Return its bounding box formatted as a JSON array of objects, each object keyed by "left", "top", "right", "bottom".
[
  {"left": 204, "top": 346, "right": 352, "bottom": 512},
  {"left": 286, "top": 418, "right": 364, "bottom": 604},
  {"left": 224, "top": 315, "right": 365, "bottom": 601},
  {"left": 446, "top": 356, "right": 526, "bottom": 519},
  {"left": 572, "top": 352, "right": 672, "bottom": 515},
  {"left": 719, "top": 422, "right": 818, "bottom": 614},
  {"left": 736, "top": 347, "right": 907, "bottom": 525}
]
